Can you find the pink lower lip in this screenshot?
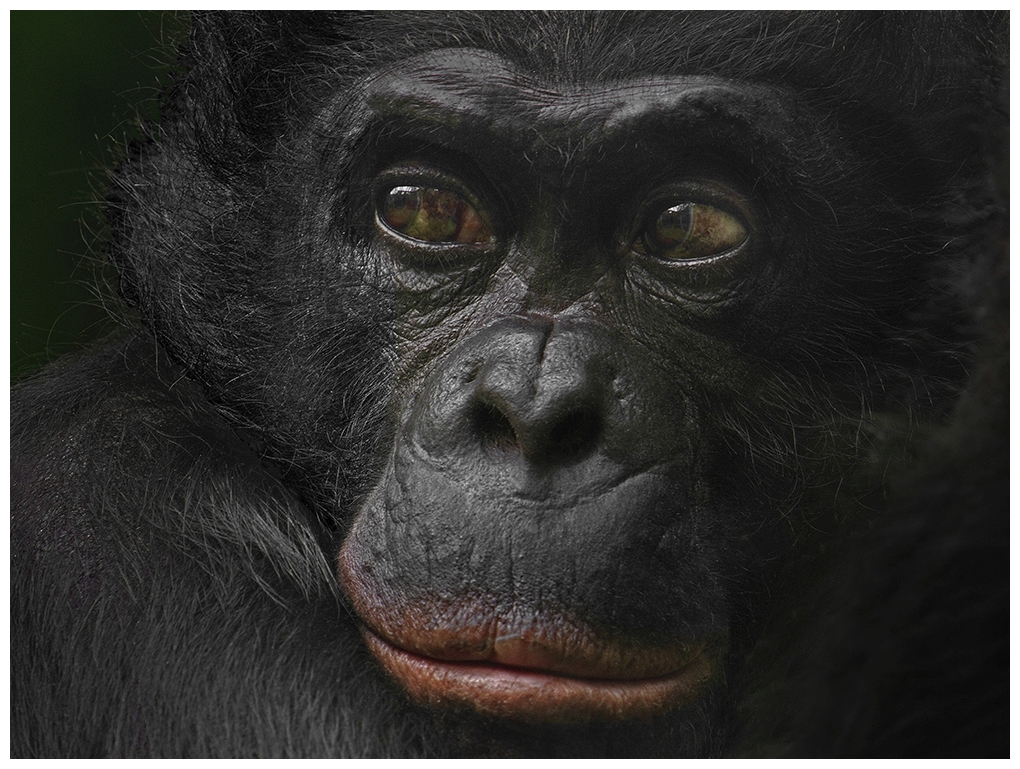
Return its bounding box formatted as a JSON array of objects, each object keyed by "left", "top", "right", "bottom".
[{"left": 361, "top": 626, "right": 717, "bottom": 723}]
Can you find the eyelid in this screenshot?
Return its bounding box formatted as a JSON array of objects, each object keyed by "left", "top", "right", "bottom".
[
  {"left": 378, "top": 161, "right": 494, "bottom": 212},
  {"left": 376, "top": 162, "right": 469, "bottom": 196},
  {"left": 641, "top": 180, "right": 747, "bottom": 220}
]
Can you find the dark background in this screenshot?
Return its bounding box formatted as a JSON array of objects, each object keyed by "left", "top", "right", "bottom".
[{"left": 10, "top": 11, "right": 184, "bottom": 379}]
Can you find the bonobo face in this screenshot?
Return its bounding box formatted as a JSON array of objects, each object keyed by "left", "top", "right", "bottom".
[{"left": 338, "top": 49, "right": 817, "bottom": 722}]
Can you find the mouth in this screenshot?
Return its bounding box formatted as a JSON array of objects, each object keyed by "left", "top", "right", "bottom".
[{"left": 360, "top": 625, "right": 718, "bottom": 723}]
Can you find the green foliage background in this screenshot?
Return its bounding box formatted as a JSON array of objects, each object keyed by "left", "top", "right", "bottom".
[{"left": 10, "top": 11, "right": 181, "bottom": 379}]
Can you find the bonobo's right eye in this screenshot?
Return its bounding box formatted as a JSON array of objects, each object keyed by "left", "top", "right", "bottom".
[{"left": 377, "top": 184, "right": 494, "bottom": 246}]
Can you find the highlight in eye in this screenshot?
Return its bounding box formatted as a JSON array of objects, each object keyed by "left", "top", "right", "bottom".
[
  {"left": 379, "top": 185, "right": 493, "bottom": 245},
  {"left": 631, "top": 201, "right": 747, "bottom": 261}
]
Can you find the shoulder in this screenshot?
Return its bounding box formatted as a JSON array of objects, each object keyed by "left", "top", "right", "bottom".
[
  {"left": 11, "top": 330, "right": 323, "bottom": 598},
  {"left": 14, "top": 330, "right": 231, "bottom": 459}
]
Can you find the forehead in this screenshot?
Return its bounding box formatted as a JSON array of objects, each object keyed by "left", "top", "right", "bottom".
[{"left": 364, "top": 48, "right": 786, "bottom": 161}]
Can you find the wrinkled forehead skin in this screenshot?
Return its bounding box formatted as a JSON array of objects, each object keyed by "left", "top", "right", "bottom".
[{"left": 364, "top": 48, "right": 791, "bottom": 154}]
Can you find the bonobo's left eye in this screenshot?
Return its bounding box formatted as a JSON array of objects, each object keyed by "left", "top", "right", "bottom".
[
  {"left": 628, "top": 200, "right": 747, "bottom": 262},
  {"left": 377, "top": 185, "right": 493, "bottom": 246}
]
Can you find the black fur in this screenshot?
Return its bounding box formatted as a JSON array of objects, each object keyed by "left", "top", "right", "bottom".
[{"left": 11, "top": 12, "right": 1008, "bottom": 757}]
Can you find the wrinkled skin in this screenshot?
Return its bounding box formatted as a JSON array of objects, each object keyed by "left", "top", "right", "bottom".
[{"left": 11, "top": 11, "right": 1007, "bottom": 758}]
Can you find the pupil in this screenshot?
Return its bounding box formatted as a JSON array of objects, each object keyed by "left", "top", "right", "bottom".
[
  {"left": 656, "top": 204, "right": 693, "bottom": 244},
  {"left": 384, "top": 186, "right": 421, "bottom": 231}
]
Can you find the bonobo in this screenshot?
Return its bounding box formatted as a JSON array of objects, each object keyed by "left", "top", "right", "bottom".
[{"left": 10, "top": 11, "right": 1008, "bottom": 758}]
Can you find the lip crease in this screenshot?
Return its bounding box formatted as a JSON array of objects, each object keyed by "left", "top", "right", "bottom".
[{"left": 360, "top": 625, "right": 717, "bottom": 723}]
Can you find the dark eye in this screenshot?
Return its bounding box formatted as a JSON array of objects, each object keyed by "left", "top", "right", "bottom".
[
  {"left": 631, "top": 202, "right": 747, "bottom": 261},
  {"left": 378, "top": 186, "right": 493, "bottom": 245}
]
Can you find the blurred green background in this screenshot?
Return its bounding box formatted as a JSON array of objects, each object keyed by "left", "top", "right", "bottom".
[{"left": 10, "top": 11, "right": 183, "bottom": 379}]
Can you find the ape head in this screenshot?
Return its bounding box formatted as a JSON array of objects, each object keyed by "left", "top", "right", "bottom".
[{"left": 109, "top": 11, "right": 1003, "bottom": 732}]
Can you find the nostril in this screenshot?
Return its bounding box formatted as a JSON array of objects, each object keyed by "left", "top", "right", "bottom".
[
  {"left": 470, "top": 402, "right": 602, "bottom": 465},
  {"left": 540, "top": 410, "right": 601, "bottom": 465},
  {"left": 471, "top": 403, "right": 519, "bottom": 456}
]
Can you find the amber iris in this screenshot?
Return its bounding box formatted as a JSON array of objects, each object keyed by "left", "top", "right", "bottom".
[
  {"left": 380, "top": 186, "right": 493, "bottom": 245},
  {"left": 634, "top": 202, "right": 746, "bottom": 261}
]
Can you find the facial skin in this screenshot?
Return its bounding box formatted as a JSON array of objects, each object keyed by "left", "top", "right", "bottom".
[{"left": 336, "top": 48, "right": 838, "bottom": 723}]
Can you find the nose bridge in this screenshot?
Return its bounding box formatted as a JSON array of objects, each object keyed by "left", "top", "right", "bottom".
[
  {"left": 481, "top": 319, "right": 597, "bottom": 415},
  {"left": 487, "top": 316, "right": 552, "bottom": 383},
  {"left": 507, "top": 185, "right": 608, "bottom": 315},
  {"left": 529, "top": 325, "right": 599, "bottom": 415}
]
